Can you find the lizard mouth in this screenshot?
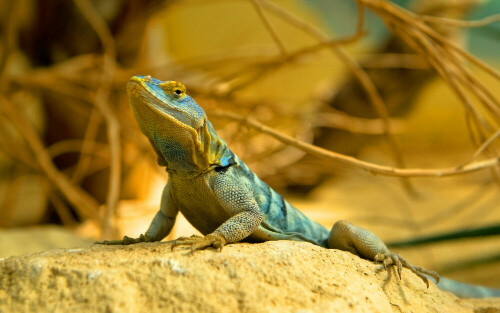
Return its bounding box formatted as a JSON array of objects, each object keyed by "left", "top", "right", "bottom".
[
  {"left": 127, "top": 76, "right": 160, "bottom": 101},
  {"left": 127, "top": 76, "right": 178, "bottom": 116}
]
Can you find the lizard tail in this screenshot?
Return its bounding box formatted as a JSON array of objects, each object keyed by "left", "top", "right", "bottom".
[{"left": 435, "top": 276, "right": 500, "bottom": 298}]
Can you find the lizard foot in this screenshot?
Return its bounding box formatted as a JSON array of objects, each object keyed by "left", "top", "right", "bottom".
[
  {"left": 170, "top": 234, "right": 226, "bottom": 252},
  {"left": 95, "top": 234, "right": 153, "bottom": 245},
  {"left": 374, "top": 252, "right": 440, "bottom": 288}
]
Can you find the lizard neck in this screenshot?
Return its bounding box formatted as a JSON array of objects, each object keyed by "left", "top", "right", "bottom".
[{"left": 147, "top": 116, "right": 234, "bottom": 177}]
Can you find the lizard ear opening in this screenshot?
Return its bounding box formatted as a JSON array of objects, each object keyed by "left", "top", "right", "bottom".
[{"left": 159, "top": 81, "right": 186, "bottom": 99}]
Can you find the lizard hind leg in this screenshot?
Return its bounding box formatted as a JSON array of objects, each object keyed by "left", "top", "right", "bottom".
[{"left": 327, "top": 220, "right": 440, "bottom": 287}]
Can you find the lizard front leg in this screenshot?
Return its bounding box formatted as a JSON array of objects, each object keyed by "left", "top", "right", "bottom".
[
  {"left": 96, "top": 182, "right": 178, "bottom": 245},
  {"left": 328, "top": 220, "right": 439, "bottom": 287},
  {"left": 170, "top": 210, "right": 263, "bottom": 251},
  {"left": 171, "top": 172, "right": 264, "bottom": 251}
]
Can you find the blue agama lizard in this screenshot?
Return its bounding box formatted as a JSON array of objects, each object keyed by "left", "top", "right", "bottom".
[{"left": 97, "top": 75, "right": 499, "bottom": 297}]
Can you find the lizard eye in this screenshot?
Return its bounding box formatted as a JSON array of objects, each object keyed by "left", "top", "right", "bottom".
[{"left": 159, "top": 81, "right": 186, "bottom": 99}]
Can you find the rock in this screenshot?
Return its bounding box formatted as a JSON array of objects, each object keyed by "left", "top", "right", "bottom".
[{"left": 0, "top": 241, "right": 498, "bottom": 313}]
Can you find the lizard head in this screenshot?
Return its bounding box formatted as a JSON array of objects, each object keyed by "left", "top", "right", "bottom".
[{"left": 127, "top": 75, "right": 231, "bottom": 175}]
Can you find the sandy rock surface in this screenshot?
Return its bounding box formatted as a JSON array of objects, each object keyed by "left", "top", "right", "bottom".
[{"left": 0, "top": 240, "right": 499, "bottom": 313}]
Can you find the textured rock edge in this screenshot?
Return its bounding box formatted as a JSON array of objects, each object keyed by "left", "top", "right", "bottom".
[{"left": 0, "top": 241, "right": 499, "bottom": 313}]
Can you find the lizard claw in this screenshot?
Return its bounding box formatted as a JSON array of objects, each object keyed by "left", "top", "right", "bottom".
[
  {"left": 374, "top": 252, "right": 440, "bottom": 288},
  {"left": 95, "top": 234, "right": 152, "bottom": 245},
  {"left": 170, "top": 234, "right": 226, "bottom": 252}
]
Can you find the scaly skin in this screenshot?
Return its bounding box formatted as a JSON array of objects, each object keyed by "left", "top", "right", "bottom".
[{"left": 98, "top": 75, "right": 442, "bottom": 290}]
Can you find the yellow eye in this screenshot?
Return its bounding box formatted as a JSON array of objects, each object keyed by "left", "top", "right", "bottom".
[{"left": 159, "top": 81, "right": 186, "bottom": 98}]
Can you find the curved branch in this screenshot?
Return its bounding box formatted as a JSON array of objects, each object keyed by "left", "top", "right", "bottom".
[
  {"left": 73, "top": 0, "right": 121, "bottom": 239},
  {"left": 212, "top": 110, "right": 500, "bottom": 178}
]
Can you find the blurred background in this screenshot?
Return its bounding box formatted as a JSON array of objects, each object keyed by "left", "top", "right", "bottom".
[{"left": 0, "top": 0, "right": 499, "bottom": 288}]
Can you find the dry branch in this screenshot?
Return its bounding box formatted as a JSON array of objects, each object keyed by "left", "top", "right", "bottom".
[
  {"left": 421, "top": 13, "right": 500, "bottom": 28},
  {"left": 250, "top": 0, "right": 287, "bottom": 56},
  {"left": 357, "top": 0, "right": 500, "bottom": 180},
  {"left": 212, "top": 110, "right": 500, "bottom": 177},
  {"left": 74, "top": 0, "right": 122, "bottom": 239},
  {"left": 0, "top": 96, "right": 100, "bottom": 220}
]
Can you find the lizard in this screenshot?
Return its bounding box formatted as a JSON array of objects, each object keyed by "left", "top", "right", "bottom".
[{"left": 97, "top": 75, "right": 497, "bottom": 296}]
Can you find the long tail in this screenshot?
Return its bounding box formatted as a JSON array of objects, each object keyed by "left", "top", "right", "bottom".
[{"left": 435, "top": 277, "right": 500, "bottom": 298}]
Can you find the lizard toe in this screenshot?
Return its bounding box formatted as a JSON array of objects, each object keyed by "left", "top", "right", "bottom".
[
  {"left": 375, "top": 252, "right": 439, "bottom": 288},
  {"left": 170, "top": 234, "right": 226, "bottom": 252},
  {"left": 95, "top": 234, "right": 152, "bottom": 246},
  {"left": 170, "top": 235, "right": 203, "bottom": 251}
]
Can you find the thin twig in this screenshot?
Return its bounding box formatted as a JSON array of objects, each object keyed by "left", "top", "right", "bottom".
[
  {"left": 359, "top": 53, "right": 427, "bottom": 69},
  {"left": 216, "top": 0, "right": 367, "bottom": 93},
  {"left": 311, "top": 112, "right": 406, "bottom": 134},
  {"left": 401, "top": 25, "right": 489, "bottom": 133},
  {"left": 74, "top": 0, "right": 121, "bottom": 239},
  {"left": 250, "top": 0, "right": 287, "bottom": 57},
  {"left": 467, "top": 128, "right": 500, "bottom": 163},
  {"left": 363, "top": 0, "right": 500, "bottom": 81},
  {"left": 421, "top": 13, "right": 500, "bottom": 28},
  {"left": 0, "top": 0, "right": 19, "bottom": 92},
  {"left": 0, "top": 116, "right": 37, "bottom": 167},
  {"left": 0, "top": 164, "right": 21, "bottom": 226},
  {"left": 445, "top": 49, "right": 500, "bottom": 120},
  {"left": 71, "top": 107, "right": 103, "bottom": 183},
  {"left": 0, "top": 95, "right": 100, "bottom": 220},
  {"left": 48, "top": 139, "right": 110, "bottom": 159},
  {"left": 47, "top": 188, "right": 79, "bottom": 227},
  {"left": 361, "top": 0, "right": 500, "bottom": 182},
  {"left": 386, "top": 20, "right": 485, "bottom": 146}
]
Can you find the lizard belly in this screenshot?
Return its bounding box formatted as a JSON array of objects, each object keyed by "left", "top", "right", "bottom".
[{"left": 170, "top": 176, "right": 230, "bottom": 236}]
